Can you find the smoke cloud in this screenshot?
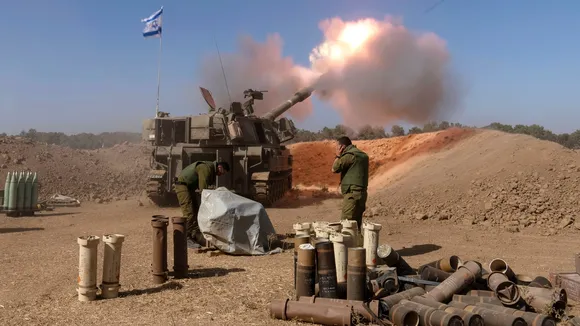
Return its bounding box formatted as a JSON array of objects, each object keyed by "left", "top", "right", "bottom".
[
  {"left": 199, "top": 34, "right": 314, "bottom": 120},
  {"left": 199, "top": 17, "right": 460, "bottom": 128}
]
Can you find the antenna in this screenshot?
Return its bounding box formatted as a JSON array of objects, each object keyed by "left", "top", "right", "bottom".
[
  {"left": 425, "top": 0, "right": 445, "bottom": 13},
  {"left": 213, "top": 35, "right": 232, "bottom": 103}
]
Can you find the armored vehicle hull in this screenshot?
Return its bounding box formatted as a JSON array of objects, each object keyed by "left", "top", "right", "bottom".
[{"left": 142, "top": 85, "right": 313, "bottom": 207}]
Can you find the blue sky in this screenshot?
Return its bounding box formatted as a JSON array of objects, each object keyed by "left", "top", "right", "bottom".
[{"left": 2, "top": 0, "right": 579, "bottom": 135}]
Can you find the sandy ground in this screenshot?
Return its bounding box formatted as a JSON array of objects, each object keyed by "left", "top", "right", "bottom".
[{"left": 1, "top": 196, "right": 579, "bottom": 326}]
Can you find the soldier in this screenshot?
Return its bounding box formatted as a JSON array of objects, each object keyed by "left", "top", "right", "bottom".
[
  {"left": 174, "top": 160, "right": 230, "bottom": 248},
  {"left": 331, "top": 136, "right": 369, "bottom": 230}
]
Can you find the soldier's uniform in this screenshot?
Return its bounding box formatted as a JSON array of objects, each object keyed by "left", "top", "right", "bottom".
[
  {"left": 174, "top": 161, "right": 217, "bottom": 245},
  {"left": 332, "top": 144, "right": 369, "bottom": 229}
]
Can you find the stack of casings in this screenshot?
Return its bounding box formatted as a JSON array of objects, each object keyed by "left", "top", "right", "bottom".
[{"left": 2, "top": 171, "right": 39, "bottom": 213}]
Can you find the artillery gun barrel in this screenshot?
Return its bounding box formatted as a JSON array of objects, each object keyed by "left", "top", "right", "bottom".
[{"left": 262, "top": 85, "right": 315, "bottom": 121}]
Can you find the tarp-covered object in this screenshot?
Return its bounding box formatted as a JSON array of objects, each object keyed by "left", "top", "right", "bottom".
[{"left": 197, "top": 187, "right": 280, "bottom": 255}]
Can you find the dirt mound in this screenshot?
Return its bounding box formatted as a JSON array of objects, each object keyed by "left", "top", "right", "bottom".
[
  {"left": 289, "top": 127, "right": 475, "bottom": 188},
  {"left": 0, "top": 136, "right": 150, "bottom": 202},
  {"left": 365, "top": 129, "right": 580, "bottom": 234}
]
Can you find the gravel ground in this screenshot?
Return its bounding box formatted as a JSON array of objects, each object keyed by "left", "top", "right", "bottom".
[{"left": 1, "top": 196, "right": 579, "bottom": 326}]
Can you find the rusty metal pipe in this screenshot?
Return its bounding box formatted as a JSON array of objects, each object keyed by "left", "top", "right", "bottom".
[
  {"left": 475, "top": 302, "right": 557, "bottom": 326},
  {"left": 152, "top": 215, "right": 169, "bottom": 272},
  {"left": 529, "top": 276, "right": 552, "bottom": 289},
  {"left": 171, "top": 217, "right": 188, "bottom": 279},
  {"left": 151, "top": 217, "right": 168, "bottom": 284},
  {"left": 489, "top": 258, "right": 517, "bottom": 283},
  {"left": 419, "top": 265, "right": 452, "bottom": 282},
  {"left": 452, "top": 294, "right": 503, "bottom": 306},
  {"left": 399, "top": 299, "right": 463, "bottom": 326},
  {"left": 468, "top": 290, "right": 496, "bottom": 297},
  {"left": 424, "top": 261, "right": 482, "bottom": 303},
  {"left": 347, "top": 247, "right": 366, "bottom": 301},
  {"left": 487, "top": 271, "right": 521, "bottom": 306},
  {"left": 269, "top": 298, "right": 352, "bottom": 325},
  {"left": 296, "top": 243, "right": 316, "bottom": 298},
  {"left": 518, "top": 285, "right": 567, "bottom": 316},
  {"left": 316, "top": 240, "right": 338, "bottom": 298},
  {"left": 422, "top": 256, "right": 464, "bottom": 273},
  {"left": 380, "top": 287, "right": 426, "bottom": 309},
  {"left": 411, "top": 295, "right": 485, "bottom": 326},
  {"left": 376, "top": 244, "right": 415, "bottom": 275},
  {"left": 389, "top": 303, "right": 420, "bottom": 326},
  {"left": 294, "top": 235, "right": 311, "bottom": 291},
  {"left": 449, "top": 301, "right": 528, "bottom": 326},
  {"left": 297, "top": 296, "right": 380, "bottom": 323}
]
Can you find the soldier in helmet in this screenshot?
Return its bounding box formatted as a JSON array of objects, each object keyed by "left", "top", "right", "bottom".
[
  {"left": 174, "top": 160, "right": 230, "bottom": 248},
  {"left": 331, "top": 136, "right": 369, "bottom": 230}
]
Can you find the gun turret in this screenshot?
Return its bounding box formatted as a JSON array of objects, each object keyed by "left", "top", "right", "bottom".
[{"left": 261, "top": 86, "right": 314, "bottom": 121}]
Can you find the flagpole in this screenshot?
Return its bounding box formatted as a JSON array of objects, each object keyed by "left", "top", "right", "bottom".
[{"left": 155, "top": 34, "right": 162, "bottom": 117}]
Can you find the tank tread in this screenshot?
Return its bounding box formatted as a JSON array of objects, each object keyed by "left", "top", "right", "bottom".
[
  {"left": 251, "top": 172, "right": 292, "bottom": 207},
  {"left": 146, "top": 180, "right": 177, "bottom": 207}
]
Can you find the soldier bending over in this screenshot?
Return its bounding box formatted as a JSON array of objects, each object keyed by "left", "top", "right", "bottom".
[
  {"left": 174, "top": 161, "right": 230, "bottom": 248},
  {"left": 331, "top": 136, "right": 369, "bottom": 230}
]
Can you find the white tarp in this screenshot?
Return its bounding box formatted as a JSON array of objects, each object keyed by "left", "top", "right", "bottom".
[{"left": 197, "top": 187, "right": 282, "bottom": 255}]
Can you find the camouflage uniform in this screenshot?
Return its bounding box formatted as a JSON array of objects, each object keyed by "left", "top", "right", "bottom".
[
  {"left": 174, "top": 161, "right": 217, "bottom": 244},
  {"left": 332, "top": 144, "right": 369, "bottom": 229}
]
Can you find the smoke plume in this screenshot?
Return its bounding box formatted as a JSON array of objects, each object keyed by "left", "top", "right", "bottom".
[
  {"left": 199, "top": 34, "right": 314, "bottom": 120},
  {"left": 199, "top": 17, "right": 460, "bottom": 128}
]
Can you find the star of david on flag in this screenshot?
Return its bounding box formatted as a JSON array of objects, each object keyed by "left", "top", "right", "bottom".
[{"left": 141, "top": 7, "right": 163, "bottom": 38}]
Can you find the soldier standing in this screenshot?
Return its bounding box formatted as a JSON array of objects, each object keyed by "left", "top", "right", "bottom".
[
  {"left": 174, "top": 161, "right": 230, "bottom": 248},
  {"left": 331, "top": 136, "right": 369, "bottom": 230}
]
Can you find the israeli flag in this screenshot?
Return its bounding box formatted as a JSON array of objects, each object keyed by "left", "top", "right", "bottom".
[{"left": 141, "top": 7, "right": 163, "bottom": 38}]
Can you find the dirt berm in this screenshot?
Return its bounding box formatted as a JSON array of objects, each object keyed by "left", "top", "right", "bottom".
[
  {"left": 0, "top": 136, "right": 150, "bottom": 202},
  {"left": 289, "top": 128, "right": 580, "bottom": 233}
]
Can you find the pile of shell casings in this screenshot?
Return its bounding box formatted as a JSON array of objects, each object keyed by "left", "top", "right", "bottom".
[{"left": 270, "top": 221, "right": 567, "bottom": 326}]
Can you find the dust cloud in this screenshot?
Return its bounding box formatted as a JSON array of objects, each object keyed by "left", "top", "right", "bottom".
[
  {"left": 199, "top": 17, "right": 461, "bottom": 128},
  {"left": 199, "top": 34, "right": 315, "bottom": 121}
]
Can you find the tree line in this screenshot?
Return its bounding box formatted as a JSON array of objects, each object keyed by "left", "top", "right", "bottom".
[{"left": 2, "top": 121, "right": 579, "bottom": 150}]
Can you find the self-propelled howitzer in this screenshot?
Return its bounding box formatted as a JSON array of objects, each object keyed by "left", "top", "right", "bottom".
[{"left": 141, "top": 85, "right": 314, "bottom": 207}]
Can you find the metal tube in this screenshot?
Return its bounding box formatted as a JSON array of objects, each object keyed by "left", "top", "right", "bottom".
[
  {"left": 389, "top": 303, "right": 420, "bottom": 326},
  {"left": 327, "top": 222, "right": 342, "bottom": 233},
  {"left": 424, "top": 261, "right": 482, "bottom": 302},
  {"left": 77, "top": 235, "right": 101, "bottom": 302},
  {"left": 100, "top": 234, "right": 125, "bottom": 299},
  {"left": 171, "top": 217, "right": 188, "bottom": 279},
  {"left": 420, "top": 265, "right": 452, "bottom": 282},
  {"left": 529, "top": 276, "right": 552, "bottom": 289},
  {"left": 269, "top": 298, "right": 352, "bottom": 326},
  {"left": 518, "top": 285, "right": 567, "bottom": 316},
  {"left": 151, "top": 217, "right": 168, "bottom": 284},
  {"left": 341, "top": 219, "right": 359, "bottom": 246},
  {"left": 347, "top": 247, "right": 366, "bottom": 301},
  {"left": 293, "top": 222, "right": 311, "bottom": 237},
  {"left": 152, "top": 215, "right": 169, "bottom": 272},
  {"left": 362, "top": 222, "right": 381, "bottom": 268},
  {"left": 316, "top": 240, "right": 338, "bottom": 298},
  {"left": 410, "top": 296, "right": 485, "bottom": 326},
  {"left": 449, "top": 301, "right": 528, "bottom": 326},
  {"left": 468, "top": 290, "right": 496, "bottom": 297},
  {"left": 380, "top": 287, "right": 426, "bottom": 309},
  {"left": 296, "top": 243, "right": 316, "bottom": 298},
  {"left": 487, "top": 271, "right": 521, "bottom": 306},
  {"left": 330, "top": 232, "right": 352, "bottom": 284},
  {"left": 297, "top": 296, "right": 380, "bottom": 323},
  {"left": 475, "top": 302, "right": 557, "bottom": 326},
  {"left": 398, "top": 299, "right": 438, "bottom": 326},
  {"left": 422, "top": 256, "right": 464, "bottom": 273},
  {"left": 376, "top": 244, "right": 415, "bottom": 275},
  {"left": 489, "top": 258, "right": 517, "bottom": 283},
  {"left": 294, "top": 235, "right": 311, "bottom": 291},
  {"left": 452, "top": 294, "right": 503, "bottom": 306}
]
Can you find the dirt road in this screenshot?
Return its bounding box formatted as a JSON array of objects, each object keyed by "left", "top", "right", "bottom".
[{"left": 1, "top": 196, "right": 578, "bottom": 325}]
